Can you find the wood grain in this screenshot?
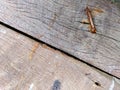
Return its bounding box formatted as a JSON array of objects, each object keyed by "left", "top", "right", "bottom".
[
  {"left": 0, "top": 0, "right": 120, "bottom": 78},
  {"left": 0, "top": 25, "right": 120, "bottom": 90}
]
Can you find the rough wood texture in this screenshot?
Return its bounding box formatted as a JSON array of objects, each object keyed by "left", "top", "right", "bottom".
[
  {"left": 1, "top": 25, "right": 120, "bottom": 90},
  {"left": 0, "top": 0, "right": 120, "bottom": 78}
]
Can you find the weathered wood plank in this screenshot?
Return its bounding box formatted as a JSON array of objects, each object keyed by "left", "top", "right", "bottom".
[
  {"left": 0, "top": 0, "right": 120, "bottom": 78},
  {"left": 0, "top": 25, "right": 120, "bottom": 90}
]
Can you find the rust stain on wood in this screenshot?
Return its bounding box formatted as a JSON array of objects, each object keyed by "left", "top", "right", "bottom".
[
  {"left": 41, "top": 44, "right": 56, "bottom": 53},
  {"left": 85, "top": 6, "right": 96, "bottom": 33},
  {"left": 92, "top": 8, "right": 104, "bottom": 16},
  {"left": 81, "top": 19, "right": 89, "bottom": 24},
  {"left": 29, "top": 42, "right": 39, "bottom": 60}
]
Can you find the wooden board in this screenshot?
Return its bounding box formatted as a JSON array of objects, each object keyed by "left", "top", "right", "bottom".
[
  {"left": 0, "top": 0, "right": 120, "bottom": 78},
  {"left": 0, "top": 25, "right": 120, "bottom": 90}
]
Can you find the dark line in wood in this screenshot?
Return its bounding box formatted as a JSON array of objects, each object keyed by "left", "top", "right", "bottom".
[
  {"left": 0, "top": 21, "right": 120, "bottom": 79},
  {"left": 79, "top": 21, "right": 90, "bottom": 24}
]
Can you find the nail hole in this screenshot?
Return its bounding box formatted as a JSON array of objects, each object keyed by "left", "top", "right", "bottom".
[{"left": 95, "top": 82, "right": 101, "bottom": 86}]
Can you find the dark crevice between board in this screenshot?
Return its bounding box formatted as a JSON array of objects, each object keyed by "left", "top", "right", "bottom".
[{"left": 0, "top": 21, "right": 120, "bottom": 80}]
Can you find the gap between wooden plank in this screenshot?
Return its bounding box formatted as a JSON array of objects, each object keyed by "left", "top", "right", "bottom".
[{"left": 0, "top": 21, "right": 120, "bottom": 80}]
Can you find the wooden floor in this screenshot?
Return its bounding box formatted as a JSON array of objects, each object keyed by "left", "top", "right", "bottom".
[{"left": 0, "top": 0, "right": 120, "bottom": 90}]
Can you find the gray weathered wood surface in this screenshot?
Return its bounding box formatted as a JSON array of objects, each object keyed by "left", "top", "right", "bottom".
[
  {"left": 0, "top": 0, "right": 120, "bottom": 78},
  {"left": 0, "top": 25, "right": 120, "bottom": 90}
]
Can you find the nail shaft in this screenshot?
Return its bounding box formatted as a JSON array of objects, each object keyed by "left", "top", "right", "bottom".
[{"left": 85, "top": 7, "right": 96, "bottom": 33}]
